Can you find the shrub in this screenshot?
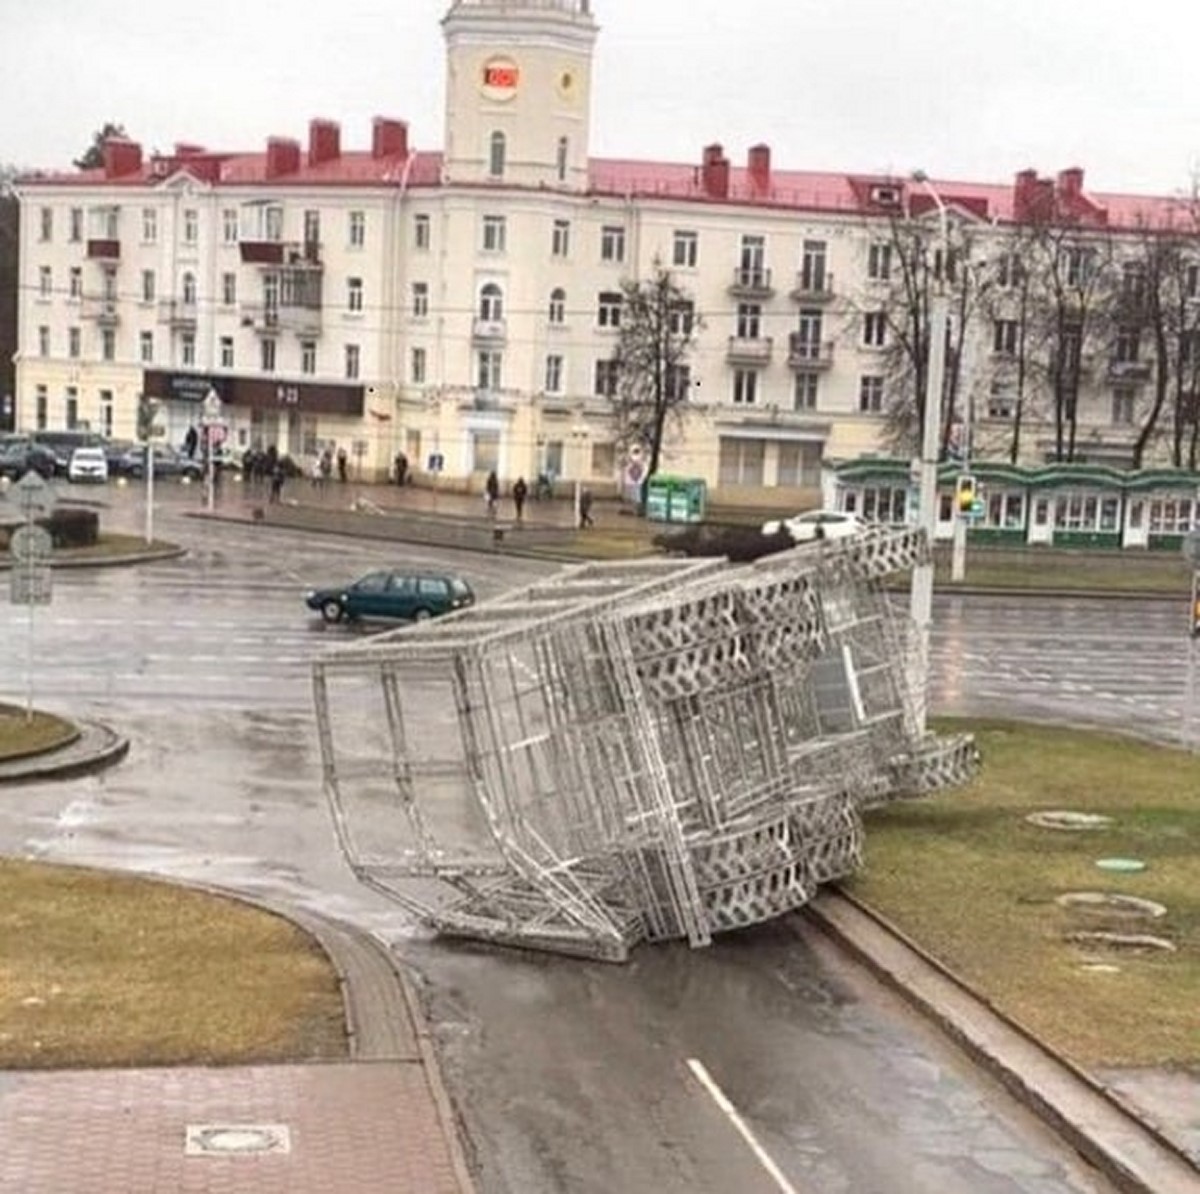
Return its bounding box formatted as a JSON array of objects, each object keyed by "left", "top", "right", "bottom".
[
  {"left": 654, "top": 523, "right": 794, "bottom": 563},
  {"left": 37, "top": 506, "right": 99, "bottom": 549}
]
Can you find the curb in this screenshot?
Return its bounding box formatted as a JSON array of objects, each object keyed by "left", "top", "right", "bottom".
[
  {"left": 0, "top": 719, "right": 130, "bottom": 785},
  {"left": 0, "top": 545, "right": 186, "bottom": 572}
]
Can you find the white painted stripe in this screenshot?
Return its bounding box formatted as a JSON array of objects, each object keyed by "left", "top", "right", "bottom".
[{"left": 686, "top": 1058, "right": 799, "bottom": 1194}]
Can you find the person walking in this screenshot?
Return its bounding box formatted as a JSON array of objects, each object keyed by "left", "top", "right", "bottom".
[
  {"left": 394, "top": 451, "right": 409, "bottom": 486},
  {"left": 578, "top": 487, "right": 595, "bottom": 529},
  {"left": 269, "top": 464, "right": 285, "bottom": 504},
  {"left": 484, "top": 470, "right": 500, "bottom": 519},
  {"left": 336, "top": 445, "right": 349, "bottom": 483},
  {"left": 512, "top": 476, "right": 528, "bottom": 524}
]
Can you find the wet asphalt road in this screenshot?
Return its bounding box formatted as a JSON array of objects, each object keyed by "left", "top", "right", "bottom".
[{"left": 3, "top": 485, "right": 1192, "bottom": 1192}]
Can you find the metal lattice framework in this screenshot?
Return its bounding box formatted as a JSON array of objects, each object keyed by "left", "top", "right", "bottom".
[{"left": 313, "top": 529, "right": 978, "bottom": 962}]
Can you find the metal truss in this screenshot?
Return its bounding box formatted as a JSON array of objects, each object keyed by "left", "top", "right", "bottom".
[{"left": 313, "top": 530, "right": 978, "bottom": 962}]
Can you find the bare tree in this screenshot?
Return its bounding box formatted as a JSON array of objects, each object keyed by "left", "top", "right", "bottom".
[{"left": 610, "top": 261, "right": 703, "bottom": 509}]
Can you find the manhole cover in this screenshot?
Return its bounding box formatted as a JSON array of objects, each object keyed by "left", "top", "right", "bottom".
[
  {"left": 185, "top": 1125, "right": 291, "bottom": 1157},
  {"left": 1056, "top": 892, "right": 1166, "bottom": 919},
  {"left": 1066, "top": 932, "right": 1175, "bottom": 954},
  {"left": 1026, "top": 811, "right": 1113, "bottom": 831},
  {"left": 1095, "top": 858, "right": 1147, "bottom": 873}
]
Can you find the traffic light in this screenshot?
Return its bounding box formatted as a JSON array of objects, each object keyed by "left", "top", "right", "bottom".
[
  {"left": 955, "top": 474, "right": 977, "bottom": 515},
  {"left": 136, "top": 396, "right": 160, "bottom": 443}
]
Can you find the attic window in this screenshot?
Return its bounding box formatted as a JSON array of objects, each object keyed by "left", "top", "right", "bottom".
[{"left": 870, "top": 185, "right": 901, "bottom": 207}]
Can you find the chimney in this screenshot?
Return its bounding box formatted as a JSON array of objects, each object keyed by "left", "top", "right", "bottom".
[
  {"left": 1013, "top": 168, "right": 1039, "bottom": 220},
  {"left": 1058, "top": 167, "right": 1084, "bottom": 202},
  {"left": 308, "top": 119, "right": 341, "bottom": 167},
  {"left": 372, "top": 117, "right": 409, "bottom": 159},
  {"left": 747, "top": 144, "right": 771, "bottom": 195},
  {"left": 265, "top": 137, "right": 302, "bottom": 179},
  {"left": 701, "top": 143, "right": 730, "bottom": 200},
  {"left": 174, "top": 143, "right": 205, "bottom": 158},
  {"left": 102, "top": 139, "right": 142, "bottom": 179}
]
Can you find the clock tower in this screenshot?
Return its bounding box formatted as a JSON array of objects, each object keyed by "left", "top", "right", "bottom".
[{"left": 441, "top": 0, "right": 598, "bottom": 191}]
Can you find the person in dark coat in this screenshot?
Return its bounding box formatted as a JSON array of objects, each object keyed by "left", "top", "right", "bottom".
[
  {"left": 485, "top": 470, "right": 500, "bottom": 519},
  {"left": 512, "top": 477, "right": 528, "bottom": 523},
  {"left": 336, "top": 446, "right": 348, "bottom": 483},
  {"left": 579, "top": 487, "right": 595, "bottom": 529},
  {"left": 394, "top": 451, "right": 409, "bottom": 486},
  {"left": 184, "top": 425, "right": 198, "bottom": 459}
]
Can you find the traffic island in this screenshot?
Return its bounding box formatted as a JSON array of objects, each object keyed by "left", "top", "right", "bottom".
[
  {"left": 0, "top": 712, "right": 129, "bottom": 784},
  {"left": 0, "top": 705, "right": 78, "bottom": 762}
]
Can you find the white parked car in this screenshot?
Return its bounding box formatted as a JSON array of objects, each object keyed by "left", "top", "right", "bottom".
[
  {"left": 761, "top": 509, "right": 866, "bottom": 542},
  {"left": 67, "top": 446, "right": 109, "bottom": 483}
]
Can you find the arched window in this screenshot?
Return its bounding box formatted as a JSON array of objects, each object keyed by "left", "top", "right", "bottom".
[
  {"left": 489, "top": 131, "right": 507, "bottom": 179},
  {"left": 556, "top": 136, "right": 569, "bottom": 182},
  {"left": 479, "top": 282, "right": 504, "bottom": 322},
  {"left": 548, "top": 288, "right": 566, "bottom": 324},
  {"left": 182, "top": 272, "right": 196, "bottom": 306}
]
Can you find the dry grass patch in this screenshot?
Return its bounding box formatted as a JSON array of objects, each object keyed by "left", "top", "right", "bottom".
[
  {"left": 937, "top": 552, "right": 1189, "bottom": 593},
  {"left": 0, "top": 860, "right": 347, "bottom": 1069},
  {"left": 0, "top": 707, "right": 77, "bottom": 762},
  {"left": 848, "top": 719, "right": 1200, "bottom": 1069}
]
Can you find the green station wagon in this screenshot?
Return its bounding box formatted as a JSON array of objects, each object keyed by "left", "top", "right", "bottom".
[{"left": 306, "top": 569, "right": 475, "bottom": 624}]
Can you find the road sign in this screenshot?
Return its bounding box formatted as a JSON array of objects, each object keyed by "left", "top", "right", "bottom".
[
  {"left": 11, "top": 470, "right": 54, "bottom": 518},
  {"left": 9, "top": 524, "right": 53, "bottom": 562},
  {"left": 10, "top": 564, "right": 52, "bottom": 605}
]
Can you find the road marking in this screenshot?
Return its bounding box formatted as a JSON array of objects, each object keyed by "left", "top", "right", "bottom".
[{"left": 686, "top": 1058, "right": 799, "bottom": 1194}]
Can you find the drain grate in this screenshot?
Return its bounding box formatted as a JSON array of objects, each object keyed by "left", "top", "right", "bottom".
[{"left": 185, "top": 1124, "right": 292, "bottom": 1157}]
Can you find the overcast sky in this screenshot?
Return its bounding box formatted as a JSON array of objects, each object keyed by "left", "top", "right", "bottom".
[{"left": 2, "top": 0, "right": 1199, "bottom": 196}]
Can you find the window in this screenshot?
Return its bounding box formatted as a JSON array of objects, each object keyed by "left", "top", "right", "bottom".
[
  {"left": 183, "top": 209, "right": 198, "bottom": 243},
  {"left": 99, "top": 390, "right": 114, "bottom": 437},
  {"left": 414, "top": 213, "right": 430, "bottom": 250},
  {"left": 597, "top": 291, "right": 622, "bottom": 329},
  {"left": 1121, "top": 262, "right": 1146, "bottom": 305},
  {"left": 1063, "top": 245, "right": 1093, "bottom": 287},
  {"left": 985, "top": 492, "right": 1026, "bottom": 530},
  {"left": 995, "top": 253, "right": 1023, "bottom": 289},
  {"left": 260, "top": 205, "right": 282, "bottom": 242},
  {"left": 1112, "top": 387, "right": 1136, "bottom": 425},
  {"left": 35, "top": 386, "right": 48, "bottom": 430},
  {"left": 794, "top": 372, "right": 819, "bottom": 411},
  {"left": 732, "top": 369, "right": 758, "bottom": 405},
  {"left": 101, "top": 328, "right": 115, "bottom": 362},
  {"left": 142, "top": 208, "right": 157, "bottom": 243},
  {"left": 347, "top": 277, "right": 364, "bottom": 312},
  {"left": 261, "top": 339, "right": 276, "bottom": 373},
  {"left": 794, "top": 309, "right": 824, "bottom": 359},
  {"left": 601, "top": 225, "right": 626, "bottom": 263},
  {"left": 552, "top": 219, "right": 571, "bottom": 258},
  {"left": 181, "top": 331, "right": 195, "bottom": 366},
  {"left": 479, "top": 282, "right": 504, "bottom": 322},
  {"left": 993, "top": 319, "right": 1018, "bottom": 356},
  {"left": 181, "top": 272, "right": 196, "bottom": 306},
  {"left": 37, "top": 326, "right": 50, "bottom": 356},
  {"left": 141, "top": 270, "right": 156, "bottom": 303},
  {"left": 344, "top": 343, "right": 360, "bottom": 380},
  {"left": 545, "top": 354, "right": 564, "bottom": 393},
  {"left": 488, "top": 130, "right": 506, "bottom": 178},
  {"left": 65, "top": 388, "right": 78, "bottom": 429},
  {"left": 477, "top": 349, "right": 502, "bottom": 391},
  {"left": 139, "top": 331, "right": 153, "bottom": 363},
  {"left": 348, "top": 210, "right": 365, "bottom": 248},
  {"left": 800, "top": 240, "right": 828, "bottom": 292},
  {"left": 556, "top": 136, "right": 569, "bottom": 182},
  {"left": 482, "top": 215, "right": 506, "bottom": 253},
  {"left": 669, "top": 300, "right": 695, "bottom": 337},
  {"left": 303, "top": 209, "right": 320, "bottom": 248},
  {"left": 1149, "top": 498, "right": 1198, "bottom": 534},
  {"left": 68, "top": 327, "right": 80, "bottom": 359},
  {"left": 867, "top": 242, "right": 892, "bottom": 282},
  {"left": 859, "top": 375, "right": 885, "bottom": 413},
  {"left": 778, "top": 443, "right": 820, "bottom": 489},
  {"left": 736, "top": 303, "right": 762, "bottom": 340},
  {"left": 39, "top": 207, "right": 52, "bottom": 242},
  {"left": 69, "top": 208, "right": 83, "bottom": 242},
  {"left": 665, "top": 363, "right": 691, "bottom": 403},
  {"left": 410, "top": 346, "right": 426, "bottom": 384},
  {"left": 219, "top": 336, "right": 234, "bottom": 368},
  {"left": 38, "top": 267, "right": 51, "bottom": 299},
  {"left": 548, "top": 288, "right": 567, "bottom": 324},
  {"left": 594, "top": 359, "right": 620, "bottom": 397},
  {"left": 411, "top": 281, "right": 429, "bottom": 318},
  {"left": 739, "top": 235, "right": 766, "bottom": 285},
  {"left": 222, "top": 209, "right": 239, "bottom": 243},
  {"left": 673, "top": 230, "right": 698, "bottom": 269},
  {"left": 718, "top": 438, "right": 766, "bottom": 487},
  {"left": 102, "top": 268, "right": 116, "bottom": 301},
  {"left": 863, "top": 311, "right": 887, "bottom": 348},
  {"left": 1186, "top": 263, "right": 1200, "bottom": 300},
  {"left": 301, "top": 340, "right": 317, "bottom": 375},
  {"left": 69, "top": 267, "right": 82, "bottom": 300},
  {"left": 1115, "top": 327, "right": 1141, "bottom": 364},
  {"left": 988, "top": 382, "right": 1016, "bottom": 420}
]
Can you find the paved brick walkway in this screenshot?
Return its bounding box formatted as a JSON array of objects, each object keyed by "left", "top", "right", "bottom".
[{"left": 0, "top": 1062, "right": 463, "bottom": 1194}]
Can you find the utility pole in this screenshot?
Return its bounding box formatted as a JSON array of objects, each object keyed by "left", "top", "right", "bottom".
[{"left": 1185, "top": 532, "right": 1200, "bottom": 751}]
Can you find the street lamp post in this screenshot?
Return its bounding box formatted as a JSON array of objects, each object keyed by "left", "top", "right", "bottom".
[
  {"left": 910, "top": 172, "right": 951, "bottom": 734},
  {"left": 200, "top": 388, "right": 222, "bottom": 513}
]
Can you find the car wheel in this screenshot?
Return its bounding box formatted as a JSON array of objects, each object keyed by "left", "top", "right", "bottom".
[
  {"left": 320, "top": 600, "right": 344, "bottom": 624},
  {"left": 412, "top": 608, "right": 433, "bottom": 622}
]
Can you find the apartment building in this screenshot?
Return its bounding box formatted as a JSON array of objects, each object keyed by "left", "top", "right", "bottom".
[{"left": 12, "top": 0, "right": 1196, "bottom": 500}]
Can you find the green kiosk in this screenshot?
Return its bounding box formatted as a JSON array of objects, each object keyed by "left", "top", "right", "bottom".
[{"left": 645, "top": 475, "right": 707, "bottom": 524}]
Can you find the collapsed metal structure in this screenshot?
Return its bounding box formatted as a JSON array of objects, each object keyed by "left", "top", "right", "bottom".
[{"left": 313, "top": 528, "right": 977, "bottom": 961}]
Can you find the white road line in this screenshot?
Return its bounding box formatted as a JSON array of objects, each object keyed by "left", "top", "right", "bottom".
[{"left": 686, "top": 1058, "right": 799, "bottom": 1194}]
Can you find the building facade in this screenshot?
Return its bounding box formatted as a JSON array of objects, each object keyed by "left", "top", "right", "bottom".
[{"left": 12, "top": 0, "right": 1200, "bottom": 503}]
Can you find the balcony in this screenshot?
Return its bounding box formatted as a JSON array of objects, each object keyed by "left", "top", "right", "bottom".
[
  {"left": 158, "top": 299, "right": 198, "bottom": 328},
  {"left": 728, "top": 267, "right": 774, "bottom": 297},
  {"left": 81, "top": 296, "right": 120, "bottom": 325},
  {"left": 240, "top": 303, "right": 323, "bottom": 337},
  {"left": 86, "top": 239, "right": 121, "bottom": 261},
  {"left": 726, "top": 335, "right": 774, "bottom": 364},
  {"left": 456, "top": 387, "right": 520, "bottom": 413},
  {"left": 472, "top": 318, "right": 508, "bottom": 343},
  {"left": 239, "top": 240, "right": 323, "bottom": 268},
  {"left": 787, "top": 334, "right": 835, "bottom": 370},
  {"left": 1109, "top": 358, "right": 1152, "bottom": 382},
  {"left": 790, "top": 272, "right": 835, "bottom": 303}
]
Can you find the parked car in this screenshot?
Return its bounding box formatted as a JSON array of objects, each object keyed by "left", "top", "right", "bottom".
[
  {"left": 67, "top": 446, "right": 109, "bottom": 483},
  {"left": 0, "top": 435, "right": 56, "bottom": 480},
  {"left": 115, "top": 443, "right": 204, "bottom": 480},
  {"left": 306, "top": 569, "right": 475, "bottom": 624},
  {"left": 31, "top": 430, "right": 105, "bottom": 475},
  {"left": 760, "top": 509, "right": 867, "bottom": 542},
  {"left": 103, "top": 439, "right": 137, "bottom": 474}
]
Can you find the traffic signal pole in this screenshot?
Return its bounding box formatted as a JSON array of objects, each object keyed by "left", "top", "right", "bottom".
[{"left": 951, "top": 395, "right": 972, "bottom": 583}]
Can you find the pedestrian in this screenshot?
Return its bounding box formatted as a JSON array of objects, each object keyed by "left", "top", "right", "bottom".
[
  {"left": 320, "top": 447, "right": 333, "bottom": 488},
  {"left": 394, "top": 451, "right": 409, "bottom": 487},
  {"left": 579, "top": 487, "right": 594, "bottom": 529},
  {"left": 512, "top": 476, "right": 528, "bottom": 524},
  {"left": 310, "top": 455, "right": 323, "bottom": 490},
  {"left": 269, "top": 465, "right": 285, "bottom": 504},
  {"left": 485, "top": 470, "right": 500, "bottom": 519},
  {"left": 336, "top": 446, "right": 348, "bottom": 483},
  {"left": 184, "top": 425, "right": 198, "bottom": 460}
]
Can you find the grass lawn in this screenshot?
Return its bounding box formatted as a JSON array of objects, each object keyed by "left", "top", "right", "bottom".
[
  {"left": 0, "top": 707, "right": 77, "bottom": 762},
  {"left": 936, "top": 551, "right": 1190, "bottom": 593},
  {"left": 59, "top": 533, "right": 178, "bottom": 558},
  {"left": 848, "top": 719, "right": 1200, "bottom": 1068},
  {"left": 0, "top": 860, "right": 347, "bottom": 1069}
]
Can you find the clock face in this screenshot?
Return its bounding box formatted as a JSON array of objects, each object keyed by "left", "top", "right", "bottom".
[{"left": 481, "top": 57, "right": 520, "bottom": 101}]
